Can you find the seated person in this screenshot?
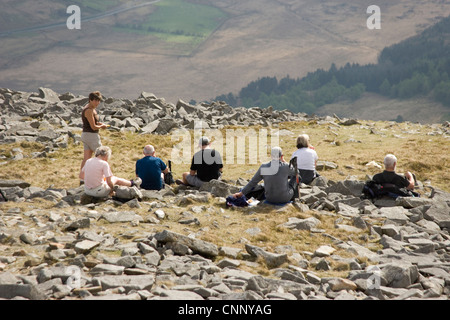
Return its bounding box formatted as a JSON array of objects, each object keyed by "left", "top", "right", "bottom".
[
  {"left": 176, "top": 137, "right": 223, "bottom": 188},
  {"left": 135, "top": 145, "right": 169, "bottom": 191},
  {"left": 233, "top": 147, "right": 298, "bottom": 204},
  {"left": 373, "top": 154, "right": 415, "bottom": 191},
  {"left": 81, "top": 146, "right": 141, "bottom": 198},
  {"left": 290, "top": 134, "right": 318, "bottom": 185}
]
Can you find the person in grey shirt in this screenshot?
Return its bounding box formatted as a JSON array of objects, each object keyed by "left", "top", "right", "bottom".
[{"left": 232, "top": 147, "right": 298, "bottom": 204}]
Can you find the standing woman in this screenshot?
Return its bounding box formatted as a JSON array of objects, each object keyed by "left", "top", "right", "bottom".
[
  {"left": 79, "top": 91, "right": 109, "bottom": 185},
  {"left": 290, "top": 134, "right": 319, "bottom": 185}
]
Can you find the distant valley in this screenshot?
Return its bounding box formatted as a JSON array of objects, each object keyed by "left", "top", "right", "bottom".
[{"left": 1, "top": 0, "right": 450, "bottom": 122}]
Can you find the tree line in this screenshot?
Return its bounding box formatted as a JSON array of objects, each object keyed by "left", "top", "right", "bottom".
[{"left": 213, "top": 14, "right": 450, "bottom": 115}]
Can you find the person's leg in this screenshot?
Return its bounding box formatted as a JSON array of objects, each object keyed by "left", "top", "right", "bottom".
[
  {"left": 182, "top": 172, "right": 190, "bottom": 185},
  {"left": 80, "top": 132, "right": 101, "bottom": 181},
  {"left": 111, "top": 176, "right": 132, "bottom": 187},
  {"left": 176, "top": 172, "right": 190, "bottom": 185},
  {"left": 185, "top": 174, "right": 204, "bottom": 188},
  {"left": 85, "top": 182, "right": 111, "bottom": 198},
  {"left": 79, "top": 149, "right": 94, "bottom": 180}
]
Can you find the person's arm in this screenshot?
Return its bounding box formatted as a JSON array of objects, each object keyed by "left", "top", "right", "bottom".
[
  {"left": 234, "top": 166, "right": 263, "bottom": 198},
  {"left": 80, "top": 165, "right": 85, "bottom": 180},
  {"left": 85, "top": 108, "right": 107, "bottom": 131},
  {"left": 404, "top": 172, "right": 415, "bottom": 190},
  {"left": 135, "top": 161, "right": 139, "bottom": 178},
  {"left": 105, "top": 176, "right": 114, "bottom": 192},
  {"left": 163, "top": 167, "right": 169, "bottom": 174}
]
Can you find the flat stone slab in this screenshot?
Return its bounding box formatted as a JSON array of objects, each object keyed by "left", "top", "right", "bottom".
[
  {"left": 93, "top": 274, "right": 155, "bottom": 293},
  {"left": 314, "top": 245, "right": 336, "bottom": 257},
  {"left": 100, "top": 212, "right": 144, "bottom": 223},
  {"left": 154, "top": 230, "right": 219, "bottom": 258}
]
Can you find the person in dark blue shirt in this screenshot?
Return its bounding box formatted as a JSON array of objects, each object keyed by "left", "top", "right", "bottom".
[{"left": 135, "top": 145, "right": 169, "bottom": 190}]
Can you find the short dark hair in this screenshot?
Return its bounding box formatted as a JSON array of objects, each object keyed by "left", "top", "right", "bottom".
[{"left": 89, "top": 91, "right": 103, "bottom": 101}]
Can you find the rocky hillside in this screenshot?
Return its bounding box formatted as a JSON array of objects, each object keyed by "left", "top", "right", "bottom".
[{"left": 0, "top": 87, "right": 449, "bottom": 302}]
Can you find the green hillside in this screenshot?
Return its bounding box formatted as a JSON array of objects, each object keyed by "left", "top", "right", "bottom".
[
  {"left": 214, "top": 14, "right": 450, "bottom": 122},
  {"left": 113, "top": 0, "right": 228, "bottom": 47}
]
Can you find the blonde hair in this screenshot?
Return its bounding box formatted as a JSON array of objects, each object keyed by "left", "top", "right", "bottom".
[{"left": 296, "top": 134, "right": 310, "bottom": 149}]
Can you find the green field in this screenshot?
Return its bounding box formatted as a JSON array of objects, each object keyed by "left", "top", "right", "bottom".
[
  {"left": 62, "top": 0, "right": 123, "bottom": 13},
  {"left": 114, "top": 0, "right": 228, "bottom": 47}
]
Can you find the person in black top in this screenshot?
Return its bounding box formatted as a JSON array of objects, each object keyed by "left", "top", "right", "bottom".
[
  {"left": 176, "top": 137, "right": 223, "bottom": 187},
  {"left": 79, "top": 91, "right": 109, "bottom": 185},
  {"left": 373, "top": 154, "right": 415, "bottom": 190}
]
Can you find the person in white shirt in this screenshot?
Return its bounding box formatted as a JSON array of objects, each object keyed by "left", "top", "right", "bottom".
[
  {"left": 290, "top": 134, "right": 319, "bottom": 185},
  {"left": 81, "top": 146, "right": 141, "bottom": 198}
]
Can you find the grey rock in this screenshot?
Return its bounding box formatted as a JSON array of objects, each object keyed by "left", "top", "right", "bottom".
[
  {"left": 395, "top": 197, "right": 434, "bottom": 209},
  {"left": 423, "top": 202, "right": 450, "bottom": 229},
  {"left": 279, "top": 217, "right": 321, "bottom": 231},
  {"left": 218, "top": 246, "right": 242, "bottom": 259},
  {"left": 199, "top": 179, "right": 240, "bottom": 197},
  {"left": 153, "top": 289, "right": 204, "bottom": 300},
  {"left": 90, "top": 264, "right": 125, "bottom": 276},
  {"left": 94, "top": 275, "right": 155, "bottom": 293},
  {"left": 245, "top": 244, "right": 288, "bottom": 268},
  {"left": 335, "top": 202, "right": 360, "bottom": 217},
  {"left": 144, "top": 251, "right": 161, "bottom": 266},
  {"left": 100, "top": 211, "right": 144, "bottom": 223},
  {"left": 64, "top": 218, "right": 90, "bottom": 231},
  {"left": 38, "top": 87, "right": 60, "bottom": 103},
  {"left": 314, "top": 245, "right": 336, "bottom": 257},
  {"left": 379, "top": 207, "right": 410, "bottom": 225},
  {"left": 0, "top": 179, "right": 31, "bottom": 188},
  {"left": 154, "top": 230, "right": 219, "bottom": 258},
  {"left": 0, "top": 284, "right": 47, "bottom": 300},
  {"left": 74, "top": 240, "right": 100, "bottom": 254},
  {"left": 325, "top": 180, "right": 363, "bottom": 197},
  {"left": 381, "top": 263, "right": 419, "bottom": 288}
]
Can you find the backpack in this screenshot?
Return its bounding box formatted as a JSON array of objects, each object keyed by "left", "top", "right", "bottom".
[
  {"left": 382, "top": 183, "right": 419, "bottom": 198},
  {"left": 226, "top": 195, "right": 249, "bottom": 207},
  {"left": 164, "top": 160, "right": 175, "bottom": 185},
  {"left": 362, "top": 180, "right": 385, "bottom": 199},
  {"left": 362, "top": 180, "right": 419, "bottom": 200}
]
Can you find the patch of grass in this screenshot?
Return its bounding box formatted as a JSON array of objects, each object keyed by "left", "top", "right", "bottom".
[
  {"left": 1, "top": 119, "right": 448, "bottom": 192},
  {"left": 61, "top": 0, "right": 123, "bottom": 13},
  {"left": 113, "top": 0, "right": 228, "bottom": 52}
]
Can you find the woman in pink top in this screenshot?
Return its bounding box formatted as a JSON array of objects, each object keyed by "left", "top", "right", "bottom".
[{"left": 81, "top": 146, "right": 140, "bottom": 198}]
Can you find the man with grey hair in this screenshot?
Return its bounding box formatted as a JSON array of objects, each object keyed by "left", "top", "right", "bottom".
[
  {"left": 81, "top": 146, "right": 141, "bottom": 198},
  {"left": 232, "top": 146, "right": 299, "bottom": 204},
  {"left": 373, "top": 154, "right": 415, "bottom": 191},
  {"left": 136, "top": 144, "right": 169, "bottom": 190}
]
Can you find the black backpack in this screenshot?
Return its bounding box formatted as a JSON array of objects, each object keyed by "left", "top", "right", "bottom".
[
  {"left": 362, "top": 180, "right": 418, "bottom": 199},
  {"left": 362, "top": 180, "right": 385, "bottom": 199},
  {"left": 163, "top": 160, "right": 175, "bottom": 185}
]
